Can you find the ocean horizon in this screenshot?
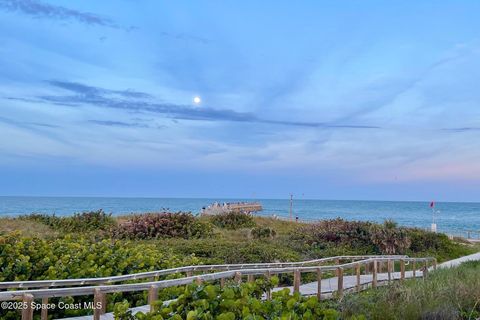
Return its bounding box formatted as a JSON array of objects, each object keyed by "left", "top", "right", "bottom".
[{"left": 1, "top": 196, "right": 479, "bottom": 234}]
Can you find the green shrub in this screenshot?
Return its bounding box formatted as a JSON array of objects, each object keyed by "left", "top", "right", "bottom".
[
  {"left": 291, "top": 218, "right": 373, "bottom": 249},
  {"left": 210, "top": 212, "right": 256, "bottom": 230},
  {"left": 114, "top": 279, "right": 340, "bottom": 320},
  {"left": 20, "top": 210, "right": 116, "bottom": 233},
  {"left": 406, "top": 228, "right": 473, "bottom": 262},
  {"left": 370, "top": 220, "right": 411, "bottom": 254},
  {"left": 0, "top": 232, "right": 201, "bottom": 319},
  {"left": 112, "top": 212, "right": 213, "bottom": 240},
  {"left": 251, "top": 226, "right": 276, "bottom": 239},
  {"left": 162, "top": 238, "right": 300, "bottom": 264}
]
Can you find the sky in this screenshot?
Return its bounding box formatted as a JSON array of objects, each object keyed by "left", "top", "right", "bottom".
[{"left": 0, "top": 0, "right": 480, "bottom": 201}]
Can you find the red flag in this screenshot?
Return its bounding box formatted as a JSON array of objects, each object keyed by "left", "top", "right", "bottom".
[{"left": 430, "top": 201, "right": 435, "bottom": 208}]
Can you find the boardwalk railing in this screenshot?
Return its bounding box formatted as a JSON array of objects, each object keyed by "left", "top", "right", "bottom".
[
  {"left": 0, "top": 255, "right": 436, "bottom": 320},
  {"left": 445, "top": 229, "right": 480, "bottom": 241}
]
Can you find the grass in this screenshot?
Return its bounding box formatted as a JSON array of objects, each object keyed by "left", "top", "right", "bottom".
[
  {"left": 0, "top": 217, "right": 58, "bottom": 238},
  {"left": 336, "top": 261, "right": 480, "bottom": 319}
]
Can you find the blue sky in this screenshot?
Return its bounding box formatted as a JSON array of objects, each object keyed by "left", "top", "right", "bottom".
[{"left": 1, "top": 0, "right": 480, "bottom": 201}]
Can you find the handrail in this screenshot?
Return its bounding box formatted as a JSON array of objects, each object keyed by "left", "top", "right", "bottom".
[
  {"left": 0, "top": 256, "right": 434, "bottom": 301},
  {"left": 0, "top": 255, "right": 406, "bottom": 289}
]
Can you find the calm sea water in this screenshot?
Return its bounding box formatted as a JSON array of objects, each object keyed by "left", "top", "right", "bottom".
[{"left": 0, "top": 196, "right": 479, "bottom": 233}]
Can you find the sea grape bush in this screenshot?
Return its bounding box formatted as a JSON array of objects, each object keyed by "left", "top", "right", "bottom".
[
  {"left": 210, "top": 212, "right": 256, "bottom": 230},
  {"left": 20, "top": 209, "right": 116, "bottom": 233},
  {"left": 112, "top": 212, "right": 214, "bottom": 240},
  {"left": 0, "top": 232, "right": 200, "bottom": 281},
  {"left": 0, "top": 232, "right": 201, "bottom": 319},
  {"left": 113, "top": 278, "right": 341, "bottom": 320}
]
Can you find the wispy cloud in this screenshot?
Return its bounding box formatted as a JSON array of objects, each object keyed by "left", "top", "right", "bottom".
[
  {"left": 37, "top": 80, "right": 380, "bottom": 130},
  {"left": 48, "top": 80, "right": 152, "bottom": 99},
  {"left": 442, "top": 127, "right": 480, "bottom": 132},
  {"left": 0, "top": 0, "right": 131, "bottom": 29},
  {"left": 88, "top": 120, "right": 149, "bottom": 128},
  {"left": 160, "top": 31, "right": 210, "bottom": 45},
  {"left": 335, "top": 51, "right": 469, "bottom": 124}
]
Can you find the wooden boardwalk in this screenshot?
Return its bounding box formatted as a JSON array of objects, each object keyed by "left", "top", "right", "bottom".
[
  {"left": 5, "top": 253, "right": 480, "bottom": 320},
  {"left": 58, "top": 251, "right": 480, "bottom": 320}
]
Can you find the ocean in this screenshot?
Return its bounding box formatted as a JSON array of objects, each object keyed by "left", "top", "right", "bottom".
[{"left": 0, "top": 196, "right": 479, "bottom": 234}]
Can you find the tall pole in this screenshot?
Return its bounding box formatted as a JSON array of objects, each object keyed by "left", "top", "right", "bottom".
[{"left": 289, "top": 194, "right": 293, "bottom": 221}]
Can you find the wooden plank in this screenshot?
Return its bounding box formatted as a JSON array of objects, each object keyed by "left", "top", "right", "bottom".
[{"left": 21, "top": 294, "right": 34, "bottom": 320}]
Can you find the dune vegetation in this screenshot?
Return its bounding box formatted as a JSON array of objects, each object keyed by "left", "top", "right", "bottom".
[{"left": 0, "top": 211, "right": 478, "bottom": 319}]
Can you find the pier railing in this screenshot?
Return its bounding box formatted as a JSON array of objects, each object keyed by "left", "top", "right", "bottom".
[{"left": 0, "top": 255, "right": 436, "bottom": 320}]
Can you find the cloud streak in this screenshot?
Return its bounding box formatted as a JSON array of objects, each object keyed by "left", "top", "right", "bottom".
[
  {"left": 88, "top": 120, "right": 149, "bottom": 128},
  {"left": 0, "top": 0, "right": 128, "bottom": 29},
  {"left": 38, "top": 80, "right": 380, "bottom": 130}
]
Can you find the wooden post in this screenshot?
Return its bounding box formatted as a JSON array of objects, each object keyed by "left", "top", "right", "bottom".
[
  {"left": 335, "top": 258, "right": 340, "bottom": 276},
  {"left": 433, "top": 259, "right": 437, "bottom": 271},
  {"left": 220, "top": 277, "right": 225, "bottom": 288},
  {"left": 316, "top": 268, "right": 322, "bottom": 301},
  {"left": 355, "top": 263, "right": 361, "bottom": 292},
  {"left": 293, "top": 269, "right": 301, "bottom": 293},
  {"left": 387, "top": 260, "right": 392, "bottom": 283},
  {"left": 21, "top": 294, "right": 34, "bottom": 320},
  {"left": 400, "top": 260, "right": 405, "bottom": 282},
  {"left": 423, "top": 261, "right": 428, "bottom": 279},
  {"left": 412, "top": 260, "right": 416, "bottom": 278},
  {"left": 195, "top": 277, "right": 203, "bottom": 285},
  {"left": 365, "top": 262, "right": 370, "bottom": 274},
  {"left": 93, "top": 288, "right": 106, "bottom": 320},
  {"left": 337, "top": 267, "right": 344, "bottom": 299},
  {"left": 41, "top": 288, "right": 49, "bottom": 320},
  {"left": 247, "top": 274, "right": 254, "bottom": 283},
  {"left": 148, "top": 285, "right": 158, "bottom": 313},
  {"left": 265, "top": 271, "right": 272, "bottom": 300},
  {"left": 234, "top": 271, "right": 242, "bottom": 284},
  {"left": 372, "top": 260, "right": 377, "bottom": 288},
  {"left": 186, "top": 270, "right": 193, "bottom": 277}
]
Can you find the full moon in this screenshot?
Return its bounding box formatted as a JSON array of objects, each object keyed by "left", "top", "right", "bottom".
[{"left": 193, "top": 96, "right": 201, "bottom": 104}]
